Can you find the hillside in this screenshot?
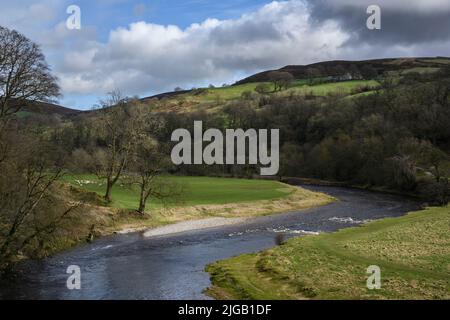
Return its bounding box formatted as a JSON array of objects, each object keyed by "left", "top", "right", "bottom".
[
  {"left": 132, "top": 57, "right": 448, "bottom": 114},
  {"left": 12, "top": 99, "right": 81, "bottom": 117},
  {"left": 235, "top": 57, "right": 450, "bottom": 85},
  {"left": 14, "top": 57, "right": 447, "bottom": 116}
]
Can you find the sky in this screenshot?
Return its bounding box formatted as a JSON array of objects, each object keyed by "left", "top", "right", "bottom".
[{"left": 0, "top": 0, "right": 449, "bottom": 110}]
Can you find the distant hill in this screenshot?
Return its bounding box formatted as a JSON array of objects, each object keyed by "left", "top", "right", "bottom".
[
  {"left": 11, "top": 99, "right": 81, "bottom": 117},
  {"left": 13, "top": 57, "right": 449, "bottom": 116},
  {"left": 234, "top": 57, "right": 450, "bottom": 85},
  {"left": 140, "top": 89, "right": 192, "bottom": 102}
]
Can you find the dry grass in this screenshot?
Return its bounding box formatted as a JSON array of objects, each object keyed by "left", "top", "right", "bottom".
[
  {"left": 98, "top": 185, "right": 335, "bottom": 234},
  {"left": 155, "top": 186, "right": 334, "bottom": 220}
]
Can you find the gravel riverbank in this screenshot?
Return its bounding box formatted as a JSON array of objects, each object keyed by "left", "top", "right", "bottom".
[{"left": 143, "top": 217, "right": 248, "bottom": 238}]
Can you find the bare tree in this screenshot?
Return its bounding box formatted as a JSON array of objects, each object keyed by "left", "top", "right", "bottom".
[
  {"left": 123, "top": 111, "right": 182, "bottom": 214},
  {"left": 128, "top": 137, "right": 177, "bottom": 214},
  {"left": 255, "top": 83, "right": 272, "bottom": 94},
  {"left": 92, "top": 92, "right": 145, "bottom": 202},
  {"left": 0, "top": 26, "right": 60, "bottom": 167},
  {"left": 0, "top": 28, "right": 73, "bottom": 269},
  {"left": 0, "top": 26, "right": 60, "bottom": 121},
  {"left": 268, "top": 71, "right": 294, "bottom": 92},
  {"left": 0, "top": 138, "right": 79, "bottom": 268}
]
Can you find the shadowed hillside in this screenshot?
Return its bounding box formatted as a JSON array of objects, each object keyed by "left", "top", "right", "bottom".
[{"left": 235, "top": 57, "right": 450, "bottom": 85}]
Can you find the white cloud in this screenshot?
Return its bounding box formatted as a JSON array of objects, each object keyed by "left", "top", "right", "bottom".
[
  {"left": 2, "top": 0, "right": 448, "bottom": 108},
  {"left": 56, "top": 0, "right": 350, "bottom": 97}
]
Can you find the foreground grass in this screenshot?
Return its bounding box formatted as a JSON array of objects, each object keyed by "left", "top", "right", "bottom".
[{"left": 206, "top": 206, "right": 450, "bottom": 300}]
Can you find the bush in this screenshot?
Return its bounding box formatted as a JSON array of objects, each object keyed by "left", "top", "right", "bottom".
[
  {"left": 255, "top": 83, "right": 272, "bottom": 94},
  {"left": 417, "top": 179, "right": 450, "bottom": 206},
  {"left": 192, "top": 88, "right": 208, "bottom": 96}
]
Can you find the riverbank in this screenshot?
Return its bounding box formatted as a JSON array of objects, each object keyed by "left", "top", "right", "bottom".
[
  {"left": 0, "top": 185, "right": 420, "bottom": 299},
  {"left": 142, "top": 217, "right": 248, "bottom": 237},
  {"left": 102, "top": 184, "right": 335, "bottom": 235},
  {"left": 279, "top": 177, "right": 424, "bottom": 200},
  {"left": 205, "top": 205, "right": 450, "bottom": 300},
  {"left": 2, "top": 181, "right": 334, "bottom": 268}
]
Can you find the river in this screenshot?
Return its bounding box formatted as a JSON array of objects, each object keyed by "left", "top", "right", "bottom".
[{"left": 0, "top": 185, "right": 420, "bottom": 300}]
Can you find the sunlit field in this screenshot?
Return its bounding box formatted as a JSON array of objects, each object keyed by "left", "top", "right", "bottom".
[{"left": 62, "top": 175, "right": 293, "bottom": 210}]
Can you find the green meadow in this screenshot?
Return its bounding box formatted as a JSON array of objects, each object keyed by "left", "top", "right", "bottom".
[
  {"left": 178, "top": 79, "right": 379, "bottom": 103},
  {"left": 62, "top": 175, "right": 292, "bottom": 210},
  {"left": 284, "top": 80, "right": 380, "bottom": 96}
]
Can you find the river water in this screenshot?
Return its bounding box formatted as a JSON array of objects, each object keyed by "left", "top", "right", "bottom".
[{"left": 0, "top": 186, "right": 420, "bottom": 300}]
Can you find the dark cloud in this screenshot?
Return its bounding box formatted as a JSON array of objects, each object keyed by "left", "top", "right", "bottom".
[{"left": 307, "top": 0, "right": 450, "bottom": 47}]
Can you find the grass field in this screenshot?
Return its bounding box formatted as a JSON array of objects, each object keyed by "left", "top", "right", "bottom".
[
  {"left": 36, "top": 175, "right": 333, "bottom": 257},
  {"left": 150, "top": 79, "right": 382, "bottom": 114},
  {"left": 284, "top": 80, "right": 379, "bottom": 97},
  {"left": 176, "top": 80, "right": 379, "bottom": 104},
  {"left": 401, "top": 67, "right": 441, "bottom": 74},
  {"left": 419, "top": 58, "right": 450, "bottom": 65},
  {"left": 204, "top": 83, "right": 266, "bottom": 101},
  {"left": 62, "top": 175, "right": 295, "bottom": 210},
  {"left": 206, "top": 206, "right": 450, "bottom": 300}
]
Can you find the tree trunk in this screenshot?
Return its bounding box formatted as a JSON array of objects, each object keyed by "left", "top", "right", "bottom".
[
  {"left": 105, "top": 179, "right": 113, "bottom": 203},
  {"left": 137, "top": 184, "right": 146, "bottom": 214},
  {"left": 138, "top": 200, "right": 146, "bottom": 215}
]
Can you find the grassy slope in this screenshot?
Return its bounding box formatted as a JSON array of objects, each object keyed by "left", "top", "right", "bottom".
[
  {"left": 168, "top": 80, "right": 380, "bottom": 106},
  {"left": 419, "top": 58, "right": 450, "bottom": 65},
  {"left": 284, "top": 80, "right": 379, "bottom": 96},
  {"left": 401, "top": 67, "right": 441, "bottom": 74},
  {"left": 206, "top": 206, "right": 450, "bottom": 300},
  {"left": 154, "top": 58, "right": 448, "bottom": 112}
]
